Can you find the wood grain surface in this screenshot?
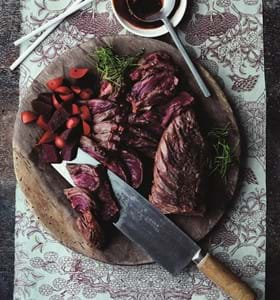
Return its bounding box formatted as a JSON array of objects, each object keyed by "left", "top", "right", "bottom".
[{"left": 13, "top": 36, "right": 240, "bottom": 265}]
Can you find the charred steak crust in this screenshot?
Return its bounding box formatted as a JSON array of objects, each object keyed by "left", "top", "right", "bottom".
[{"left": 150, "top": 110, "right": 208, "bottom": 216}]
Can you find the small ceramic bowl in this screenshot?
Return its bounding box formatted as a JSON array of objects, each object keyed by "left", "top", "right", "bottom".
[{"left": 111, "top": 0, "right": 188, "bottom": 38}]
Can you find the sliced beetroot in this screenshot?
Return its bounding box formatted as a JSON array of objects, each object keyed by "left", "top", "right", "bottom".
[
  {"left": 120, "top": 150, "right": 143, "bottom": 188},
  {"left": 161, "top": 91, "right": 194, "bottom": 128},
  {"left": 80, "top": 136, "right": 108, "bottom": 165},
  {"left": 47, "top": 106, "right": 71, "bottom": 132},
  {"left": 80, "top": 105, "right": 91, "bottom": 121},
  {"left": 60, "top": 128, "right": 74, "bottom": 142},
  {"left": 54, "top": 136, "right": 65, "bottom": 149},
  {"left": 72, "top": 104, "right": 80, "bottom": 115},
  {"left": 52, "top": 94, "right": 62, "bottom": 110},
  {"left": 55, "top": 86, "right": 72, "bottom": 95},
  {"left": 69, "top": 67, "right": 89, "bottom": 79},
  {"left": 80, "top": 88, "right": 93, "bottom": 100},
  {"left": 40, "top": 143, "right": 61, "bottom": 163},
  {"left": 37, "top": 93, "right": 53, "bottom": 105},
  {"left": 31, "top": 99, "right": 54, "bottom": 120},
  {"left": 67, "top": 164, "right": 101, "bottom": 192},
  {"left": 36, "top": 115, "right": 49, "bottom": 131},
  {"left": 66, "top": 117, "right": 80, "bottom": 129},
  {"left": 82, "top": 120, "right": 91, "bottom": 136},
  {"left": 60, "top": 93, "right": 74, "bottom": 102},
  {"left": 47, "top": 77, "right": 64, "bottom": 91},
  {"left": 71, "top": 85, "right": 82, "bottom": 95},
  {"left": 36, "top": 131, "right": 54, "bottom": 145},
  {"left": 61, "top": 140, "right": 79, "bottom": 161},
  {"left": 21, "top": 111, "right": 37, "bottom": 124}
]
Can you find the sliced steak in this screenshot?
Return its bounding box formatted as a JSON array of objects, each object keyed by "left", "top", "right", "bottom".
[
  {"left": 64, "top": 187, "right": 104, "bottom": 248},
  {"left": 67, "top": 164, "right": 101, "bottom": 192},
  {"left": 129, "top": 51, "right": 176, "bottom": 82},
  {"left": 127, "top": 72, "right": 179, "bottom": 113},
  {"left": 92, "top": 165, "right": 119, "bottom": 222},
  {"left": 119, "top": 149, "right": 143, "bottom": 189},
  {"left": 150, "top": 110, "right": 208, "bottom": 215},
  {"left": 127, "top": 51, "right": 179, "bottom": 113},
  {"left": 66, "top": 164, "right": 119, "bottom": 222}
]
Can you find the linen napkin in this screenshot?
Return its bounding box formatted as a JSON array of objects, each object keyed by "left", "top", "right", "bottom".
[{"left": 14, "top": 0, "right": 266, "bottom": 299}]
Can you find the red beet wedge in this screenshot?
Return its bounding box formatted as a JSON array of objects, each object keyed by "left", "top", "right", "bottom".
[
  {"left": 47, "top": 77, "right": 64, "bottom": 91},
  {"left": 21, "top": 111, "right": 37, "bottom": 124},
  {"left": 36, "top": 131, "right": 54, "bottom": 145},
  {"left": 36, "top": 115, "right": 49, "bottom": 131},
  {"left": 55, "top": 86, "right": 72, "bottom": 95},
  {"left": 69, "top": 68, "right": 89, "bottom": 79}
]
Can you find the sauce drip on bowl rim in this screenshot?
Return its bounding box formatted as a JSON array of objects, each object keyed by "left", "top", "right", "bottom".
[{"left": 112, "top": 0, "right": 180, "bottom": 29}]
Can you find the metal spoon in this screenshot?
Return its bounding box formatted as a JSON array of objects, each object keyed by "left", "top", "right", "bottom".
[{"left": 126, "top": 0, "right": 211, "bottom": 98}]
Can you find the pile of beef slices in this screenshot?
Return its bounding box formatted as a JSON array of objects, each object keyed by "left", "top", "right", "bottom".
[{"left": 34, "top": 52, "right": 209, "bottom": 248}]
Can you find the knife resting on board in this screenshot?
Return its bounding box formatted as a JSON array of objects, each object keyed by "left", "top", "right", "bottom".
[{"left": 52, "top": 148, "right": 256, "bottom": 300}]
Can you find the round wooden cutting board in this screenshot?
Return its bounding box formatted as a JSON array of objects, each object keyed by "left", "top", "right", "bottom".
[{"left": 13, "top": 36, "right": 240, "bottom": 265}]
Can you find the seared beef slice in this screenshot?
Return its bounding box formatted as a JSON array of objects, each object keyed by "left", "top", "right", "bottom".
[
  {"left": 67, "top": 164, "right": 119, "bottom": 222},
  {"left": 67, "top": 164, "right": 101, "bottom": 192},
  {"left": 128, "top": 51, "right": 179, "bottom": 113},
  {"left": 150, "top": 110, "right": 208, "bottom": 215},
  {"left": 64, "top": 187, "right": 104, "bottom": 248}
]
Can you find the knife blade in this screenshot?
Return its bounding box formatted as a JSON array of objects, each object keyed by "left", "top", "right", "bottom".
[
  {"left": 52, "top": 148, "right": 201, "bottom": 274},
  {"left": 52, "top": 148, "right": 255, "bottom": 300}
]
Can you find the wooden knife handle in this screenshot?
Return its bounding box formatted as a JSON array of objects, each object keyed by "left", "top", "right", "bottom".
[{"left": 197, "top": 253, "right": 256, "bottom": 300}]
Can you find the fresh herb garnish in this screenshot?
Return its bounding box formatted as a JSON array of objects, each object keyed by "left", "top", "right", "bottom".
[
  {"left": 208, "top": 125, "right": 232, "bottom": 181},
  {"left": 92, "top": 47, "right": 142, "bottom": 87}
]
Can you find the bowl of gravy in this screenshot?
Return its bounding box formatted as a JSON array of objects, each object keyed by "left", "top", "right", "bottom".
[{"left": 111, "top": 0, "right": 187, "bottom": 37}]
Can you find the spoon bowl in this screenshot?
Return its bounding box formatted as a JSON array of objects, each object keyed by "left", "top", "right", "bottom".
[{"left": 126, "top": 0, "right": 176, "bottom": 22}]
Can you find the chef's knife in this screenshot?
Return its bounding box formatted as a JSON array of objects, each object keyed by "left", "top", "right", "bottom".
[{"left": 52, "top": 148, "right": 255, "bottom": 300}]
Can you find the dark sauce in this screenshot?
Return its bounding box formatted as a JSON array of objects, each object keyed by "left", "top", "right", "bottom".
[
  {"left": 128, "top": 0, "right": 163, "bottom": 19},
  {"left": 113, "top": 0, "right": 181, "bottom": 29}
]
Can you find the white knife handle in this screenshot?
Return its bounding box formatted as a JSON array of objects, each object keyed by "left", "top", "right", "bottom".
[{"left": 196, "top": 253, "right": 256, "bottom": 300}]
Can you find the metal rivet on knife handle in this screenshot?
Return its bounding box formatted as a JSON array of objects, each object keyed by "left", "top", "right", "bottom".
[{"left": 196, "top": 253, "right": 256, "bottom": 300}]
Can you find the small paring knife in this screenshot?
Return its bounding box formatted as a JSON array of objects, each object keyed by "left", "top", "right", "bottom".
[{"left": 52, "top": 148, "right": 256, "bottom": 300}]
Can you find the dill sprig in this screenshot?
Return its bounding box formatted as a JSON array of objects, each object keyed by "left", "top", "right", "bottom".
[
  {"left": 208, "top": 125, "right": 232, "bottom": 181},
  {"left": 92, "top": 47, "right": 142, "bottom": 87}
]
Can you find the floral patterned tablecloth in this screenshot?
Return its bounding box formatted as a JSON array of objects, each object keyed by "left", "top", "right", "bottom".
[{"left": 15, "top": 0, "right": 266, "bottom": 299}]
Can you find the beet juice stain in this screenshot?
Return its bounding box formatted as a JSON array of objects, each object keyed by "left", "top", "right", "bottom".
[{"left": 113, "top": 0, "right": 180, "bottom": 29}]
